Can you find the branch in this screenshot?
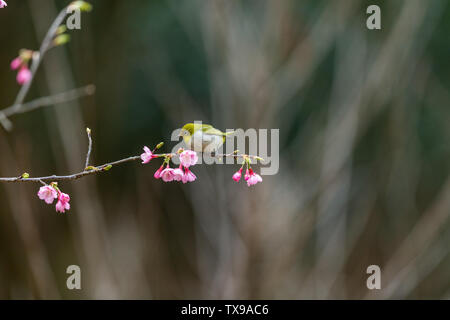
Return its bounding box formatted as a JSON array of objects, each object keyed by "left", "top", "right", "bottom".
[
  {"left": 0, "top": 4, "right": 93, "bottom": 131},
  {"left": 0, "top": 140, "right": 264, "bottom": 184},
  {"left": 0, "top": 85, "right": 95, "bottom": 118},
  {"left": 0, "top": 129, "right": 264, "bottom": 210},
  {"left": 215, "top": 152, "right": 264, "bottom": 162},
  {"left": 0, "top": 156, "right": 142, "bottom": 183}
]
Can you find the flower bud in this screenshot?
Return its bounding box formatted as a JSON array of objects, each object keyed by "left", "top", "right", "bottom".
[
  {"left": 19, "top": 49, "right": 33, "bottom": 61},
  {"left": 16, "top": 67, "right": 32, "bottom": 85},
  {"left": 56, "top": 25, "right": 67, "bottom": 35},
  {"left": 69, "top": 1, "right": 92, "bottom": 12},
  {"left": 53, "top": 34, "right": 70, "bottom": 46},
  {"left": 10, "top": 57, "right": 22, "bottom": 70}
]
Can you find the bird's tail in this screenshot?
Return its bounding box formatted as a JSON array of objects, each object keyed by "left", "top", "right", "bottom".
[{"left": 223, "top": 130, "right": 236, "bottom": 136}]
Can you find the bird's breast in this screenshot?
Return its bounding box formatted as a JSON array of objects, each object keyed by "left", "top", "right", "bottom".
[{"left": 189, "top": 131, "right": 223, "bottom": 152}]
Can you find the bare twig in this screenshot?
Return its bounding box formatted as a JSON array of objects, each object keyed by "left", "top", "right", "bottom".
[
  {"left": 215, "top": 152, "right": 264, "bottom": 162},
  {"left": 0, "top": 113, "right": 13, "bottom": 131},
  {"left": 84, "top": 127, "right": 93, "bottom": 169},
  {"left": 1, "top": 85, "right": 95, "bottom": 118},
  {"left": 0, "top": 156, "right": 141, "bottom": 183}
]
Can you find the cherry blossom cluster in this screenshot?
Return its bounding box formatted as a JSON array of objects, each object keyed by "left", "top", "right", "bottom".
[
  {"left": 37, "top": 183, "right": 71, "bottom": 213},
  {"left": 232, "top": 158, "right": 263, "bottom": 187},
  {"left": 141, "top": 146, "right": 198, "bottom": 183},
  {"left": 140, "top": 144, "right": 263, "bottom": 187},
  {"left": 0, "top": 1, "right": 6, "bottom": 9}
]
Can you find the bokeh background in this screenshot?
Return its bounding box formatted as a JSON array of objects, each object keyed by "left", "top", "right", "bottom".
[{"left": 0, "top": 0, "right": 449, "bottom": 299}]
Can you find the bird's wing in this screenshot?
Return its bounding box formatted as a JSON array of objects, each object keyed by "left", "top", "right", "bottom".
[
  {"left": 202, "top": 126, "right": 226, "bottom": 136},
  {"left": 199, "top": 124, "right": 213, "bottom": 131}
]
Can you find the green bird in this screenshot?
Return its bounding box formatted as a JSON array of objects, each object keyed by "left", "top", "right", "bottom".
[{"left": 178, "top": 123, "right": 235, "bottom": 153}]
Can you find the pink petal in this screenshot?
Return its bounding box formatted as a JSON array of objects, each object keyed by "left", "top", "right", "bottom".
[
  {"left": 179, "top": 150, "right": 198, "bottom": 168},
  {"left": 172, "top": 168, "right": 184, "bottom": 181},
  {"left": 16, "top": 67, "right": 32, "bottom": 85},
  {"left": 232, "top": 168, "right": 242, "bottom": 182},
  {"left": 10, "top": 57, "right": 21, "bottom": 70},
  {"left": 154, "top": 165, "right": 164, "bottom": 179},
  {"left": 161, "top": 168, "right": 174, "bottom": 182}
]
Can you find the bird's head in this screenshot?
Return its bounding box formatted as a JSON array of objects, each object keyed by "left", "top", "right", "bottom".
[{"left": 178, "top": 123, "right": 195, "bottom": 143}]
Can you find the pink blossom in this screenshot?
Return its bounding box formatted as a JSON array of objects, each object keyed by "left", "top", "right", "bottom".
[
  {"left": 172, "top": 166, "right": 184, "bottom": 182},
  {"left": 160, "top": 167, "right": 175, "bottom": 182},
  {"left": 244, "top": 169, "right": 251, "bottom": 181},
  {"left": 232, "top": 168, "right": 243, "bottom": 182},
  {"left": 10, "top": 57, "right": 22, "bottom": 70},
  {"left": 37, "top": 185, "right": 58, "bottom": 204},
  {"left": 140, "top": 146, "right": 154, "bottom": 164},
  {"left": 16, "top": 67, "right": 32, "bottom": 85},
  {"left": 246, "top": 169, "right": 262, "bottom": 187},
  {"left": 55, "top": 192, "right": 70, "bottom": 213},
  {"left": 179, "top": 150, "right": 198, "bottom": 168},
  {"left": 154, "top": 165, "right": 164, "bottom": 179},
  {"left": 0, "top": 1, "right": 7, "bottom": 9},
  {"left": 182, "top": 167, "right": 197, "bottom": 183}
]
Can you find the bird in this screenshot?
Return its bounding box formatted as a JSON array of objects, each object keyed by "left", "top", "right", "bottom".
[{"left": 178, "top": 123, "right": 235, "bottom": 153}]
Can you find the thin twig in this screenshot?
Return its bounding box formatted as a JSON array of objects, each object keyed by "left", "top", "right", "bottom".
[
  {"left": 0, "top": 156, "right": 142, "bottom": 183},
  {"left": 1, "top": 85, "right": 95, "bottom": 118},
  {"left": 84, "top": 127, "right": 93, "bottom": 169},
  {"left": 0, "top": 113, "right": 12, "bottom": 131},
  {"left": 214, "top": 152, "right": 265, "bottom": 162}
]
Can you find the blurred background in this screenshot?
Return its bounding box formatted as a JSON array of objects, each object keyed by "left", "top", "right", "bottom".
[{"left": 0, "top": 0, "right": 449, "bottom": 299}]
